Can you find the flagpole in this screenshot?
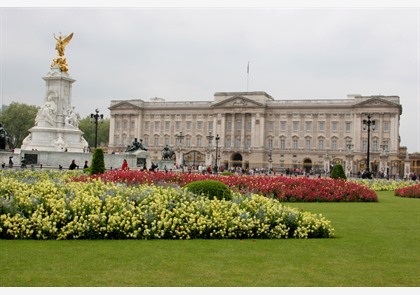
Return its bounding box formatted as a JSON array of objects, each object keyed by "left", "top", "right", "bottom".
[{"left": 247, "top": 61, "right": 249, "bottom": 92}]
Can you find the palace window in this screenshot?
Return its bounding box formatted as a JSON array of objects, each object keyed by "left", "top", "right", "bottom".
[
  {"left": 280, "top": 121, "right": 286, "bottom": 132},
  {"left": 346, "top": 122, "right": 351, "bottom": 132},
  {"left": 280, "top": 138, "right": 286, "bottom": 149},
  {"left": 247, "top": 121, "right": 251, "bottom": 130},
  {"left": 372, "top": 139, "right": 379, "bottom": 151},
  {"left": 292, "top": 138, "right": 298, "bottom": 149},
  {"left": 246, "top": 138, "right": 251, "bottom": 148},
  {"left": 236, "top": 138, "right": 241, "bottom": 148},
  {"left": 226, "top": 138, "right": 231, "bottom": 148},
  {"left": 227, "top": 121, "right": 232, "bottom": 131},
  {"left": 318, "top": 139, "right": 324, "bottom": 150},
  {"left": 236, "top": 120, "right": 242, "bottom": 130},
  {"left": 305, "top": 138, "right": 311, "bottom": 149},
  {"left": 332, "top": 122, "right": 338, "bottom": 133},
  {"left": 331, "top": 139, "right": 337, "bottom": 150},
  {"left": 267, "top": 138, "right": 273, "bottom": 149}
]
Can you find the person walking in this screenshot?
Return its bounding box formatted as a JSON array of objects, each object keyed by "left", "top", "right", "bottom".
[{"left": 121, "top": 159, "right": 129, "bottom": 171}]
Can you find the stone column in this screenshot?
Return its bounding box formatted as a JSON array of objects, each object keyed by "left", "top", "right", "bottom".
[
  {"left": 109, "top": 114, "right": 116, "bottom": 148},
  {"left": 241, "top": 113, "right": 246, "bottom": 148},
  {"left": 259, "top": 113, "right": 265, "bottom": 148},
  {"left": 251, "top": 113, "right": 256, "bottom": 148}
]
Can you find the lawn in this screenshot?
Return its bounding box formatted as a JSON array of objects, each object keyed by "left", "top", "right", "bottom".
[{"left": 0, "top": 191, "right": 418, "bottom": 287}]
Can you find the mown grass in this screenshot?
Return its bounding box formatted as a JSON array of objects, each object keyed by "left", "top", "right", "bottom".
[{"left": 0, "top": 191, "right": 418, "bottom": 287}]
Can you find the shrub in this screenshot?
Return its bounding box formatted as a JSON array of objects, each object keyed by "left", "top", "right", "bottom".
[
  {"left": 184, "top": 179, "right": 233, "bottom": 200},
  {"left": 221, "top": 171, "right": 233, "bottom": 176},
  {"left": 90, "top": 148, "right": 105, "bottom": 175},
  {"left": 330, "top": 164, "right": 347, "bottom": 180}
]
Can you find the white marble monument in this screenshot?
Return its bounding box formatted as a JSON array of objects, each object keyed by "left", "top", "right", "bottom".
[{"left": 21, "top": 33, "right": 88, "bottom": 152}]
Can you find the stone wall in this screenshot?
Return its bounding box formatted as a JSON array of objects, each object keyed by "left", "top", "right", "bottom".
[{"left": 0, "top": 150, "right": 150, "bottom": 171}]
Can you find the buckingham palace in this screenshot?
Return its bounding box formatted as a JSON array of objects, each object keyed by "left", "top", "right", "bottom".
[{"left": 108, "top": 91, "right": 409, "bottom": 178}]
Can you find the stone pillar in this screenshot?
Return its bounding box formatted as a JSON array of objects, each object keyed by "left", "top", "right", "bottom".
[
  {"left": 109, "top": 114, "right": 116, "bottom": 148},
  {"left": 241, "top": 113, "right": 246, "bottom": 148},
  {"left": 21, "top": 65, "right": 88, "bottom": 152},
  {"left": 251, "top": 113, "right": 256, "bottom": 148}
]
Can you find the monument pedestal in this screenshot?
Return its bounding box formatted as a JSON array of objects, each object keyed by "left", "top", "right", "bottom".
[
  {"left": 20, "top": 65, "right": 88, "bottom": 152},
  {"left": 158, "top": 160, "right": 175, "bottom": 171}
]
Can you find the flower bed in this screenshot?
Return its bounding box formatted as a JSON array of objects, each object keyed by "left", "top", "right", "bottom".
[
  {"left": 351, "top": 179, "right": 417, "bottom": 191},
  {"left": 0, "top": 170, "right": 334, "bottom": 239},
  {"left": 395, "top": 183, "right": 420, "bottom": 198},
  {"left": 73, "top": 170, "right": 378, "bottom": 202}
]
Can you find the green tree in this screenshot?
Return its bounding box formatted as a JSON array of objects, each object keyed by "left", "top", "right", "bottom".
[
  {"left": 330, "top": 164, "right": 347, "bottom": 180},
  {"left": 90, "top": 148, "right": 106, "bottom": 174},
  {"left": 0, "top": 102, "right": 39, "bottom": 149},
  {"left": 78, "top": 116, "right": 110, "bottom": 148}
]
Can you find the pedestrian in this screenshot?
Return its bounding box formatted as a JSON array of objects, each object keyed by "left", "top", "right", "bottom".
[
  {"left": 83, "top": 160, "right": 89, "bottom": 169},
  {"left": 8, "top": 156, "right": 13, "bottom": 168},
  {"left": 121, "top": 159, "right": 128, "bottom": 170},
  {"left": 69, "top": 159, "right": 78, "bottom": 170}
]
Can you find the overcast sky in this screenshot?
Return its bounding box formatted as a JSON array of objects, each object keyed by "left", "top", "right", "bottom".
[{"left": 1, "top": 2, "right": 419, "bottom": 153}]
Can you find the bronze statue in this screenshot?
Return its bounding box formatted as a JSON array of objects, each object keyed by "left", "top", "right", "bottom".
[
  {"left": 161, "top": 145, "right": 175, "bottom": 160},
  {"left": 0, "top": 124, "right": 8, "bottom": 150},
  {"left": 125, "top": 138, "right": 147, "bottom": 152},
  {"left": 51, "top": 32, "right": 73, "bottom": 72}
]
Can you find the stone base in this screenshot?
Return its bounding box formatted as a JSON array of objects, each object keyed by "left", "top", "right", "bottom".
[
  {"left": 0, "top": 149, "right": 151, "bottom": 171},
  {"left": 21, "top": 126, "right": 88, "bottom": 153},
  {"left": 158, "top": 160, "right": 176, "bottom": 171}
]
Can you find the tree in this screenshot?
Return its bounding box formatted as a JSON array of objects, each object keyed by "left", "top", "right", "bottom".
[
  {"left": 78, "top": 116, "right": 110, "bottom": 148},
  {"left": 330, "top": 164, "right": 347, "bottom": 180},
  {"left": 0, "top": 102, "right": 39, "bottom": 149},
  {"left": 90, "top": 148, "right": 106, "bottom": 174}
]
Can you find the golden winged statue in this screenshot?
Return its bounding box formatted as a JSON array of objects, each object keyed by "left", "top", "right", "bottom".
[
  {"left": 51, "top": 32, "right": 74, "bottom": 72},
  {"left": 54, "top": 32, "right": 73, "bottom": 57}
]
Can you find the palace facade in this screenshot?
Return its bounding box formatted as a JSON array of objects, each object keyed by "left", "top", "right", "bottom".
[{"left": 108, "top": 91, "right": 410, "bottom": 178}]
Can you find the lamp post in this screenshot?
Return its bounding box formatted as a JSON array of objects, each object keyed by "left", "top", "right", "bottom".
[
  {"left": 362, "top": 114, "right": 376, "bottom": 178},
  {"left": 90, "top": 108, "right": 104, "bottom": 148},
  {"left": 176, "top": 131, "right": 185, "bottom": 147},
  {"left": 214, "top": 134, "right": 220, "bottom": 173}
]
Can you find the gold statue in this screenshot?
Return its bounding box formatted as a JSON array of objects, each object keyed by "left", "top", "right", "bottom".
[{"left": 51, "top": 32, "right": 74, "bottom": 72}]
